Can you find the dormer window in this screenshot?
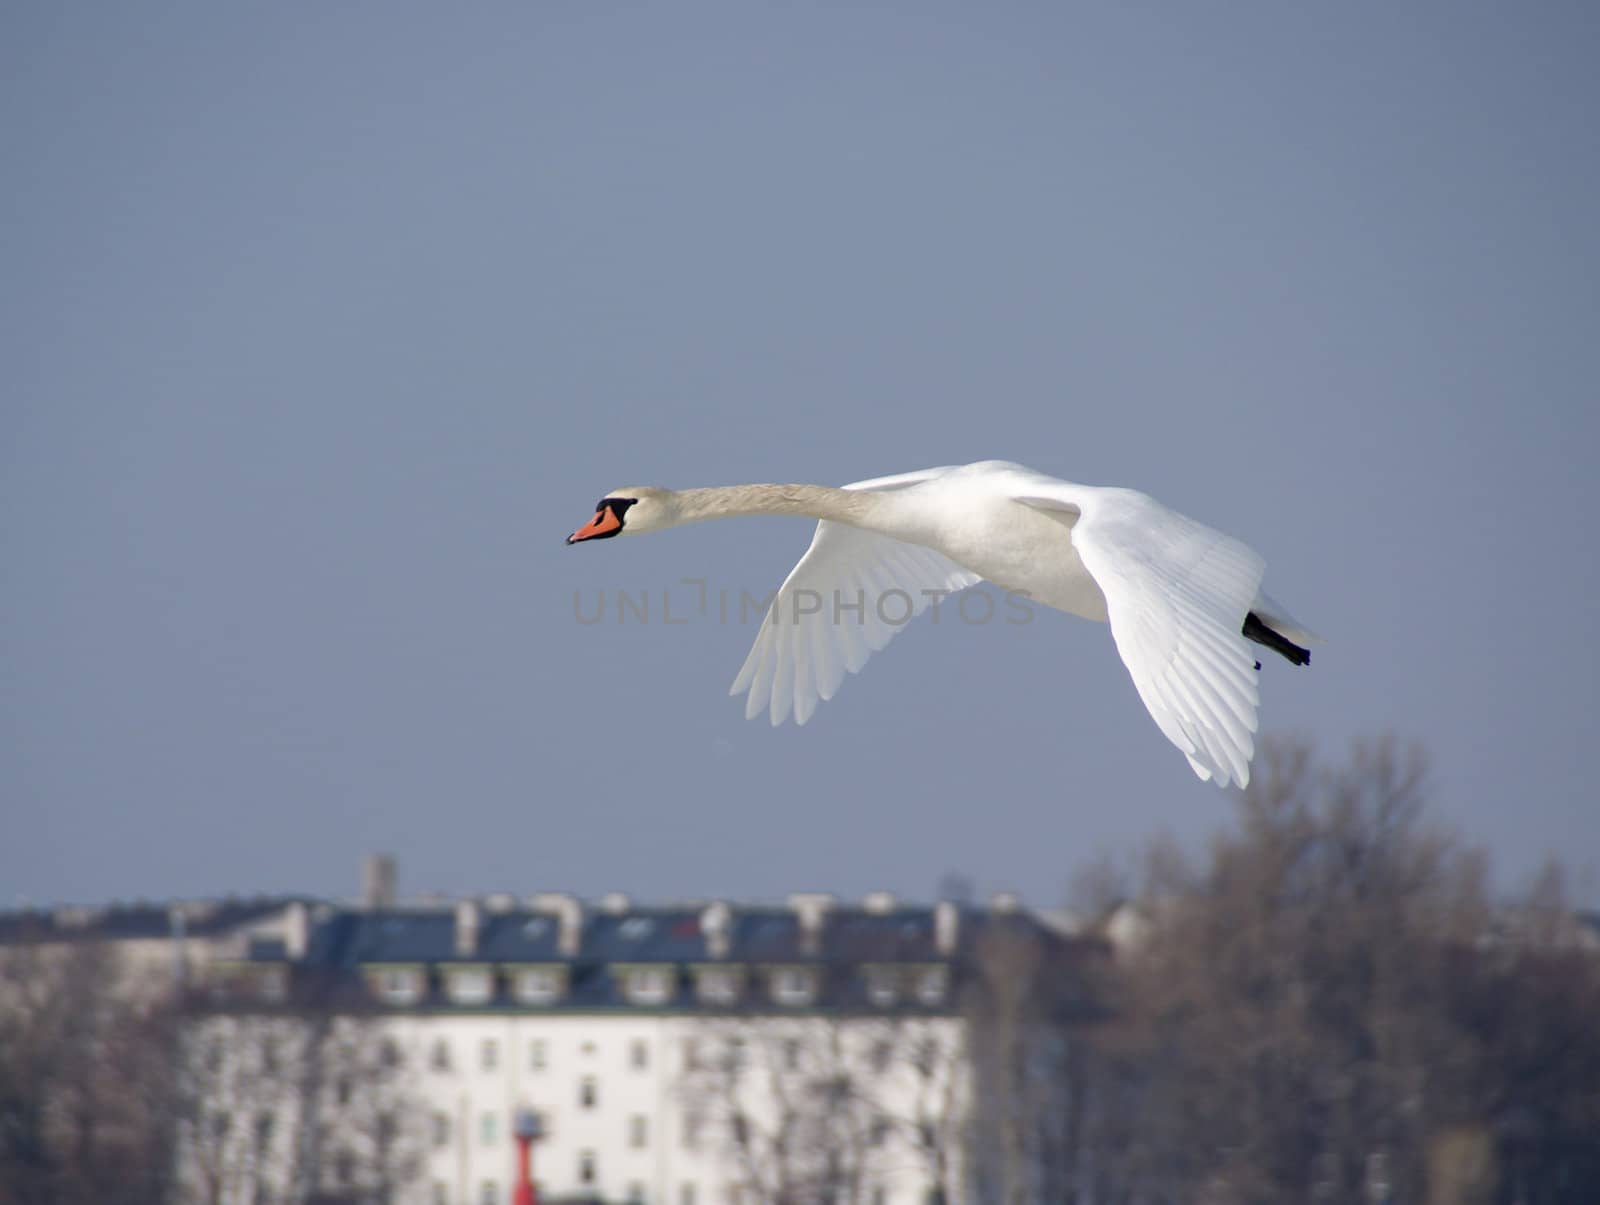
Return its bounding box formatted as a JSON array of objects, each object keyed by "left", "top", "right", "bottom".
[
  {"left": 693, "top": 966, "right": 743, "bottom": 1005},
  {"left": 769, "top": 966, "right": 818, "bottom": 1006},
  {"left": 623, "top": 965, "right": 674, "bottom": 1005},
  {"left": 511, "top": 967, "right": 565, "bottom": 1005},
  {"left": 914, "top": 965, "right": 948, "bottom": 1005},
  {"left": 447, "top": 965, "right": 494, "bottom": 1005},
  {"left": 863, "top": 966, "right": 900, "bottom": 1007},
  {"left": 368, "top": 966, "right": 424, "bottom": 1005}
]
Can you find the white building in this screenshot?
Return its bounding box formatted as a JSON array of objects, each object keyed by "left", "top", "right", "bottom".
[
  {"left": 0, "top": 862, "right": 1093, "bottom": 1205},
  {"left": 192, "top": 882, "right": 1072, "bottom": 1205}
]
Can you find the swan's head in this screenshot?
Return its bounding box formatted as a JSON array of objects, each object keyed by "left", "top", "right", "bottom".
[{"left": 566, "top": 486, "right": 675, "bottom": 544}]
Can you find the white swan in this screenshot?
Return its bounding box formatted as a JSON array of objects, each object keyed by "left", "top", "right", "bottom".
[{"left": 566, "top": 460, "right": 1317, "bottom": 787}]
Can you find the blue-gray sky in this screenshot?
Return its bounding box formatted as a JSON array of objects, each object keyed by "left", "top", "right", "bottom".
[{"left": 4, "top": 2, "right": 1596, "bottom": 909}]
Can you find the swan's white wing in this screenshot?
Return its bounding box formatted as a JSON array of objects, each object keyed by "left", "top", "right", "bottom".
[
  {"left": 1017, "top": 483, "right": 1266, "bottom": 788},
  {"left": 731, "top": 468, "right": 982, "bottom": 726}
]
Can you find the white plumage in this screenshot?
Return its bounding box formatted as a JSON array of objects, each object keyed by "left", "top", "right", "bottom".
[{"left": 567, "top": 460, "right": 1318, "bottom": 788}]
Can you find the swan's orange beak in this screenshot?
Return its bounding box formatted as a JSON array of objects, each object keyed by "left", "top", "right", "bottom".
[{"left": 567, "top": 505, "right": 623, "bottom": 545}]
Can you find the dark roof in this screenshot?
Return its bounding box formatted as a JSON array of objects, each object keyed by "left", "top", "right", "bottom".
[
  {"left": 217, "top": 901, "right": 1086, "bottom": 1015},
  {"left": 286, "top": 904, "right": 1005, "bottom": 970}
]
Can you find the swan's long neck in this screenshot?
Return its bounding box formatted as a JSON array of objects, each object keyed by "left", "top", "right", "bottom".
[{"left": 670, "top": 484, "right": 898, "bottom": 532}]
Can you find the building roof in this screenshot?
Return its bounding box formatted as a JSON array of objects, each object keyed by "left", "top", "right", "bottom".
[
  {"left": 220, "top": 899, "right": 1083, "bottom": 1015},
  {"left": 285, "top": 903, "right": 1019, "bottom": 969}
]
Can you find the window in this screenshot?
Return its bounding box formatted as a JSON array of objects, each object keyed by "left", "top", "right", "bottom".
[
  {"left": 449, "top": 966, "right": 494, "bottom": 1005},
  {"left": 479, "top": 1182, "right": 498, "bottom": 1205},
  {"left": 480, "top": 1113, "right": 498, "bottom": 1145},
  {"left": 682, "top": 1037, "right": 701, "bottom": 1071},
  {"left": 783, "top": 1038, "right": 801, "bottom": 1071},
  {"left": 630, "top": 1039, "right": 649, "bottom": 1070},
  {"left": 260, "top": 1037, "right": 279, "bottom": 1074},
  {"left": 871, "top": 1190, "right": 888, "bottom": 1205},
  {"left": 870, "top": 1040, "right": 892, "bottom": 1073},
  {"left": 626, "top": 966, "right": 673, "bottom": 1004},
  {"left": 869, "top": 1119, "right": 891, "bottom": 1148},
  {"left": 680, "top": 1185, "right": 698, "bottom": 1205},
  {"left": 578, "top": 1150, "right": 597, "bottom": 1185},
  {"left": 433, "top": 1112, "right": 451, "bottom": 1148},
  {"left": 771, "top": 966, "right": 817, "bottom": 1005},
  {"left": 254, "top": 1113, "right": 274, "bottom": 1153},
  {"left": 513, "top": 967, "right": 564, "bottom": 1004},
  {"left": 682, "top": 1110, "right": 703, "bottom": 1150},
  {"left": 627, "top": 1184, "right": 646, "bottom": 1205},
  {"left": 629, "top": 1114, "right": 649, "bottom": 1148},
  {"left": 696, "top": 967, "right": 740, "bottom": 1004},
  {"left": 335, "top": 1151, "right": 354, "bottom": 1187},
  {"left": 481, "top": 1038, "right": 499, "bottom": 1071},
  {"left": 380, "top": 1037, "right": 403, "bottom": 1068},
  {"left": 865, "top": 968, "right": 899, "bottom": 1007},
  {"left": 335, "top": 1078, "right": 352, "bottom": 1107},
  {"left": 579, "top": 1076, "right": 598, "bottom": 1109},
  {"left": 528, "top": 1039, "right": 547, "bottom": 1071},
  {"left": 915, "top": 966, "right": 948, "bottom": 1005},
  {"left": 431, "top": 1038, "right": 453, "bottom": 1072},
  {"left": 432, "top": 1183, "right": 450, "bottom": 1205},
  {"left": 374, "top": 966, "right": 423, "bottom": 1004}
]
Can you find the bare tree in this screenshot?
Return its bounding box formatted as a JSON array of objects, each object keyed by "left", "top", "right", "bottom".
[
  {"left": 0, "top": 941, "right": 179, "bottom": 1205},
  {"left": 963, "top": 920, "right": 1114, "bottom": 1205},
  {"left": 885, "top": 1017, "right": 968, "bottom": 1204},
  {"left": 1069, "top": 736, "right": 1600, "bottom": 1204},
  {"left": 681, "top": 1013, "right": 968, "bottom": 1205},
  {"left": 172, "top": 996, "right": 424, "bottom": 1204}
]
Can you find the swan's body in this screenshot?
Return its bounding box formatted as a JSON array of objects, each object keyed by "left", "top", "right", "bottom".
[{"left": 567, "top": 460, "right": 1317, "bottom": 788}]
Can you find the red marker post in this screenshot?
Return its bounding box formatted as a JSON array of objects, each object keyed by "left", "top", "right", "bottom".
[{"left": 512, "top": 1109, "right": 544, "bottom": 1205}]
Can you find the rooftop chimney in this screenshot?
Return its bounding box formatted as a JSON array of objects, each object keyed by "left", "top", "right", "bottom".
[
  {"left": 363, "top": 854, "right": 397, "bottom": 909},
  {"left": 454, "top": 899, "right": 481, "bottom": 958},
  {"left": 935, "top": 900, "right": 960, "bottom": 956},
  {"left": 989, "top": 891, "right": 1021, "bottom": 915},
  {"left": 701, "top": 901, "right": 732, "bottom": 960},
  {"left": 599, "top": 892, "right": 632, "bottom": 915},
  {"left": 285, "top": 901, "right": 310, "bottom": 961},
  {"left": 788, "top": 892, "right": 835, "bottom": 956},
  {"left": 862, "top": 891, "right": 898, "bottom": 914},
  {"left": 530, "top": 892, "right": 584, "bottom": 957}
]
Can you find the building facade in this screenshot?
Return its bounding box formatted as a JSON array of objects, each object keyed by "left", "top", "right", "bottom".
[
  {"left": 0, "top": 866, "right": 1094, "bottom": 1205},
  {"left": 193, "top": 888, "right": 1073, "bottom": 1205}
]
